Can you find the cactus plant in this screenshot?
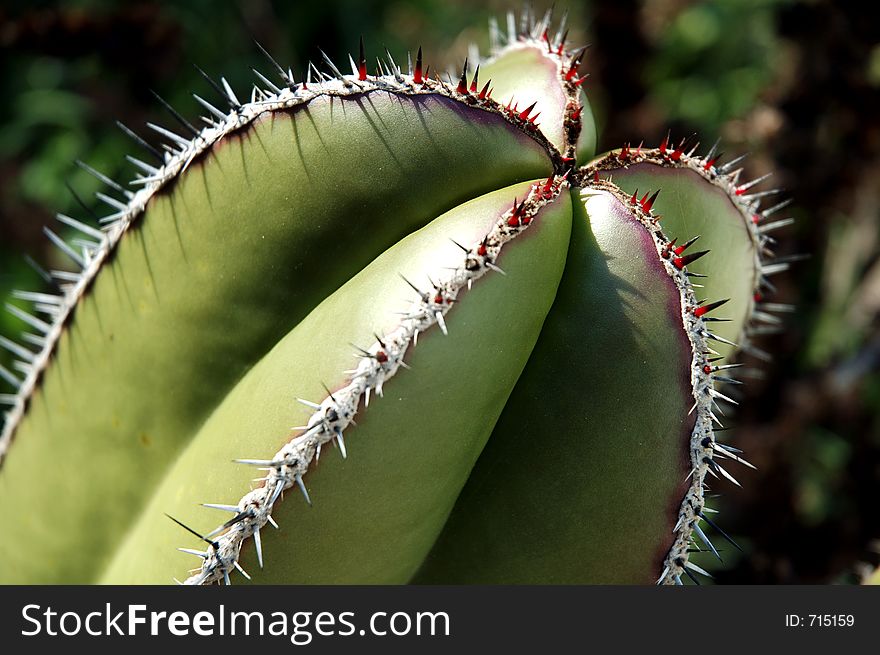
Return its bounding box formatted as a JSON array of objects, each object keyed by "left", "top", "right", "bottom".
[{"left": 0, "top": 8, "right": 792, "bottom": 585}]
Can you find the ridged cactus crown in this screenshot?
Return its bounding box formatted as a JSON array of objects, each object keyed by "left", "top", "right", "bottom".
[{"left": 0, "top": 7, "right": 792, "bottom": 585}]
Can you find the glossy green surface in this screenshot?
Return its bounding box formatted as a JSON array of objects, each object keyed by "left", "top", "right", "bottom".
[
  {"left": 0, "top": 92, "right": 552, "bottom": 583},
  {"left": 596, "top": 160, "right": 757, "bottom": 359},
  {"left": 414, "top": 189, "right": 693, "bottom": 583},
  {"left": 102, "top": 181, "right": 572, "bottom": 584}
]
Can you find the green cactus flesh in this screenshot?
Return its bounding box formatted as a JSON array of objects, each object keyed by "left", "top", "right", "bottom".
[{"left": 0, "top": 10, "right": 789, "bottom": 585}]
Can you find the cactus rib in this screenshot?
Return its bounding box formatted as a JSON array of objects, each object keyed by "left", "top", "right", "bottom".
[
  {"left": 0, "top": 49, "right": 569, "bottom": 467},
  {"left": 580, "top": 142, "right": 794, "bottom": 361},
  {"left": 180, "top": 176, "right": 567, "bottom": 585},
  {"left": 578, "top": 177, "right": 753, "bottom": 585}
]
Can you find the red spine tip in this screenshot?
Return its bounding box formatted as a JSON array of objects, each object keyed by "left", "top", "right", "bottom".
[
  {"left": 659, "top": 131, "right": 670, "bottom": 154},
  {"left": 414, "top": 47, "right": 423, "bottom": 84},
  {"left": 673, "top": 250, "right": 709, "bottom": 270},
  {"left": 519, "top": 101, "right": 538, "bottom": 121},
  {"left": 358, "top": 37, "right": 367, "bottom": 81},
  {"left": 693, "top": 298, "right": 730, "bottom": 318},
  {"left": 642, "top": 190, "right": 660, "bottom": 213},
  {"left": 478, "top": 80, "right": 491, "bottom": 100}
]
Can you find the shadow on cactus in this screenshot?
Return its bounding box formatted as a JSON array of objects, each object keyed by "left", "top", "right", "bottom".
[{"left": 0, "top": 8, "right": 793, "bottom": 585}]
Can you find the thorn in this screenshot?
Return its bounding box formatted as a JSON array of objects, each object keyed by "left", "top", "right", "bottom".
[
  {"left": 321, "top": 382, "right": 338, "bottom": 405},
  {"left": 295, "top": 473, "right": 312, "bottom": 506},
  {"left": 116, "top": 121, "right": 164, "bottom": 164},
  {"left": 693, "top": 298, "right": 730, "bottom": 318},
  {"left": 717, "top": 153, "right": 748, "bottom": 174},
  {"left": 673, "top": 250, "right": 709, "bottom": 270},
  {"left": 684, "top": 560, "right": 713, "bottom": 578},
  {"left": 74, "top": 160, "right": 131, "bottom": 198},
  {"left": 194, "top": 64, "right": 241, "bottom": 110},
  {"left": 707, "top": 459, "right": 742, "bottom": 487},
  {"left": 23, "top": 255, "right": 56, "bottom": 288},
  {"left": 253, "top": 527, "right": 263, "bottom": 568},
  {"left": 692, "top": 523, "right": 722, "bottom": 562},
  {"left": 735, "top": 171, "right": 773, "bottom": 195},
  {"left": 518, "top": 101, "right": 538, "bottom": 121},
  {"left": 399, "top": 274, "right": 429, "bottom": 302},
  {"left": 704, "top": 137, "right": 720, "bottom": 163},
  {"left": 556, "top": 29, "right": 569, "bottom": 55},
  {"left": 564, "top": 46, "right": 587, "bottom": 80},
  {"left": 469, "top": 65, "right": 480, "bottom": 93},
  {"left": 191, "top": 93, "right": 228, "bottom": 122},
  {"left": 681, "top": 568, "right": 699, "bottom": 585},
  {"left": 146, "top": 122, "right": 190, "bottom": 148},
  {"left": 673, "top": 235, "right": 700, "bottom": 255},
  {"left": 202, "top": 503, "right": 240, "bottom": 513},
  {"left": 413, "top": 46, "right": 423, "bottom": 84},
  {"left": 383, "top": 47, "right": 403, "bottom": 81},
  {"left": 165, "top": 513, "right": 218, "bottom": 550},
  {"left": 319, "top": 48, "right": 351, "bottom": 87},
  {"left": 296, "top": 397, "right": 322, "bottom": 410},
  {"left": 43, "top": 227, "right": 85, "bottom": 269},
  {"left": 705, "top": 331, "right": 739, "bottom": 348},
  {"left": 254, "top": 40, "right": 295, "bottom": 89},
  {"left": 704, "top": 153, "right": 723, "bottom": 170},
  {"left": 449, "top": 238, "right": 470, "bottom": 253},
  {"left": 659, "top": 130, "right": 671, "bottom": 154},
  {"left": 358, "top": 36, "right": 367, "bottom": 81},
  {"left": 335, "top": 429, "right": 347, "bottom": 459},
  {"left": 150, "top": 90, "right": 200, "bottom": 138},
  {"left": 0, "top": 364, "right": 21, "bottom": 388},
  {"left": 642, "top": 190, "right": 660, "bottom": 213},
  {"left": 456, "top": 57, "right": 469, "bottom": 94},
  {"left": 177, "top": 547, "right": 208, "bottom": 559},
  {"left": 700, "top": 513, "right": 743, "bottom": 551},
  {"left": 6, "top": 303, "right": 50, "bottom": 334}
]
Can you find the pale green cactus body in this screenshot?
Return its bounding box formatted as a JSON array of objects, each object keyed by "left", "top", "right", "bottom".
[
  {"left": 103, "top": 182, "right": 572, "bottom": 584},
  {"left": 0, "top": 9, "right": 789, "bottom": 585}
]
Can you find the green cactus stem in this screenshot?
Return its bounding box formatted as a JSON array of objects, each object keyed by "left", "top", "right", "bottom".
[{"left": 0, "top": 8, "right": 790, "bottom": 585}]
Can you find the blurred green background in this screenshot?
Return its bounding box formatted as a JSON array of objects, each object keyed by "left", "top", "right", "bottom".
[{"left": 0, "top": 0, "right": 878, "bottom": 583}]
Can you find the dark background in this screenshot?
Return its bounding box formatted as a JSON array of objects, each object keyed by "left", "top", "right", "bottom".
[{"left": 0, "top": 0, "right": 877, "bottom": 584}]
